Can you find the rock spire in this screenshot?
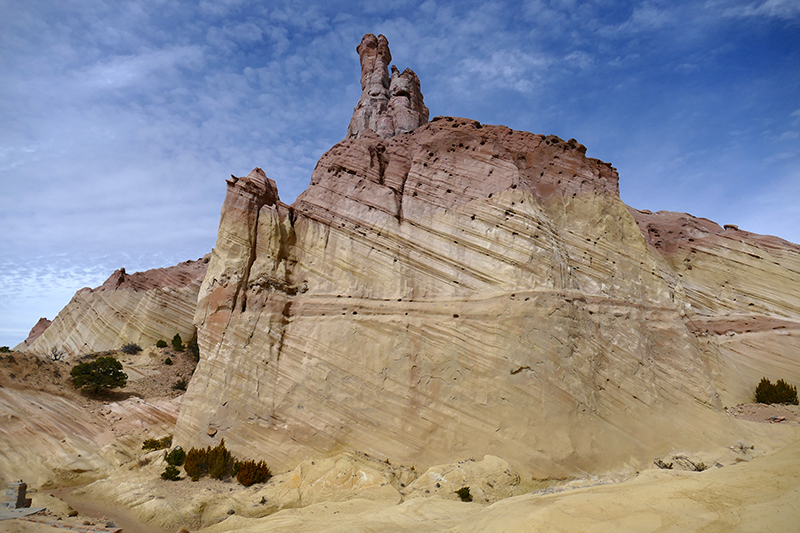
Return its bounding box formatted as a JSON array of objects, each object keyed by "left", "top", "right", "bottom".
[{"left": 346, "top": 33, "right": 429, "bottom": 139}]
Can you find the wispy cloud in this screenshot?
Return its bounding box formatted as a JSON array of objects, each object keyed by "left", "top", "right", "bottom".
[{"left": 721, "top": 0, "right": 800, "bottom": 19}]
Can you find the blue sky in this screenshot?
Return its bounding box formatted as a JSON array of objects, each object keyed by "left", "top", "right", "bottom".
[{"left": 1, "top": 0, "right": 798, "bottom": 347}]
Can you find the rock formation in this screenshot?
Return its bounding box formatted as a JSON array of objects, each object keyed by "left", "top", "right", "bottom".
[
  {"left": 346, "top": 34, "right": 429, "bottom": 139},
  {"left": 16, "top": 258, "right": 208, "bottom": 356},
  {"left": 630, "top": 208, "right": 800, "bottom": 405},
  {"left": 20, "top": 318, "right": 52, "bottom": 346},
  {"left": 177, "top": 105, "right": 800, "bottom": 479}
]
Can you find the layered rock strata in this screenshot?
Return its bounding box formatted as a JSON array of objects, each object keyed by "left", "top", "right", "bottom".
[
  {"left": 346, "top": 34, "right": 429, "bottom": 140},
  {"left": 630, "top": 209, "right": 800, "bottom": 405},
  {"left": 16, "top": 258, "right": 208, "bottom": 356},
  {"left": 175, "top": 116, "right": 797, "bottom": 478}
]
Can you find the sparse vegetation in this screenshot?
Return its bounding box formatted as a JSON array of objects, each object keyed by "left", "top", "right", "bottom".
[
  {"left": 164, "top": 357, "right": 173, "bottom": 365},
  {"left": 235, "top": 460, "right": 272, "bottom": 487},
  {"left": 70, "top": 356, "right": 127, "bottom": 394},
  {"left": 172, "top": 378, "right": 188, "bottom": 391},
  {"left": 165, "top": 447, "right": 186, "bottom": 466},
  {"left": 161, "top": 465, "right": 181, "bottom": 481},
  {"left": 208, "top": 439, "right": 234, "bottom": 480},
  {"left": 48, "top": 347, "right": 66, "bottom": 361},
  {"left": 142, "top": 435, "right": 173, "bottom": 451},
  {"left": 182, "top": 440, "right": 268, "bottom": 485},
  {"left": 172, "top": 333, "right": 184, "bottom": 352},
  {"left": 455, "top": 486, "right": 472, "bottom": 502},
  {"left": 0, "top": 346, "right": 12, "bottom": 353},
  {"left": 184, "top": 446, "right": 210, "bottom": 479},
  {"left": 755, "top": 377, "right": 799, "bottom": 405},
  {"left": 156, "top": 340, "right": 168, "bottom": 348},
  {"left": 120, "top": 342, "right": 142, "bottom": 355}
]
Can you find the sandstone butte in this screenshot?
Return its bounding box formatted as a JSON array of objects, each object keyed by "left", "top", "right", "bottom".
[
  {"left": 15, "top": 258, "right": 208, "bottom": 356},
  {"left": 8, "top": 33, "right": 800, "bottom": 532},
  {"left": 175, "top": 33, "right": 800, "bottom": 480}
]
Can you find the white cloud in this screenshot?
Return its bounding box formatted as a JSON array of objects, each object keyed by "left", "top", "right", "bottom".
[
  {"left": 79, "top": 46, "right": 206, "bottom": 90},
  {"left": 722, "top": 0, "right": 800, "bottom": 19}
]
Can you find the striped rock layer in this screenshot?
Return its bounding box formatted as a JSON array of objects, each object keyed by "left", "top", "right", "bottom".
[
  {"left": 176, "top": 117, "right": 800, "bottom": 477},
  {"left": 16, "top": 259, "right": 208, "bottom": 356}
]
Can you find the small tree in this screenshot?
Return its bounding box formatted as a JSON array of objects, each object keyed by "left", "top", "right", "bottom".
[
  {"left": 70, "top": 356, "right": 127, "bottom": 395},
  {"left": 156, "top": 340, "right": 168, "bottom": 348},
  {"left": 48, "top": 347, "right": 66, "bottom": 361},
  {"left": 755, "top": 377, "right": 799, "bottom": 405},
  {"left": 165, "top": 447, "right": 186, "bottom": 466},
  {"left": 455, "top": 487, "right": 473, "bottom": 502},
  {"left": 172, "top": 334, "right": 184, "bottom": 352},
  {"left": 208, "top": 439, "right": 234, "bottom": 480},
  {"left": 184, "top": 447, "right": 208, "bottom": 480}
]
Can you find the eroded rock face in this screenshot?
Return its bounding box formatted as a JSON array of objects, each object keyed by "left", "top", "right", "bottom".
[
  {"left": 0, "top": 387, "right": 179, "bottom": 486},
  {"left": 630, "top": 208, "right": 800, "bottom": 405},
  {"left": 174, "top": 116, "right": 793, "bottom": 479},
  {"left": 346, "top": 34, "right": 429, "bottom": 140},
  {"left": 16, "top": 258, "right": 209, "bottom": 356}
]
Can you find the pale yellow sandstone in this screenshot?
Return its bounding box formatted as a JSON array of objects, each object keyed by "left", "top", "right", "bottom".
[
  {"left": 176, "top": 119, "right": 791, "bottom": 481},
  {"left": 15, "top": 259, "right": 208, "bottom": 357}
]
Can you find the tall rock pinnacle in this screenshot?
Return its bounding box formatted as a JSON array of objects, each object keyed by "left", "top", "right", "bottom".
[{"left": 346, "top": 33, "right": 429, "bottom": 139}]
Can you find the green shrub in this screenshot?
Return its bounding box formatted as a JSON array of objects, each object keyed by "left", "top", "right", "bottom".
[
  {"left": 455, "top": 486, "right": 472, "bottom": 502},
  {"left": 755, "top": 377, "right": 799, "bottom": 405},
  {"left": 235, "top": 460, "right": 272, "bottom": 487},
  {"left": 120, "top": 342, "right": 142, "bottom": 355},
  {"left": 156, "top": 340, "right": 168, "bottom": 348},
  {"left": 165, "top": 447, "right": 186, "bottom": 466},
  {"left": 164, "top": 357, "right": 173, "bottom": 365},
  {"left": 161, "top": 465, "right": 180, "bottom": 481},
  {"left": 0, "top": 347, "right": 10, "bottom": 353},
  {"left": 142, "top": 435, "right": 173, "bottom": 451},
  {"left": 172, "top": 334, "right": 184, "bottom": 352},
  {"left": 70, "top": 356, "right": 127, "bottom": 395}
]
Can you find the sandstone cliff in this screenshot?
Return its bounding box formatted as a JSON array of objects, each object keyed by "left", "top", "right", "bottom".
[
  {"left": 175, "top": 109, "right": 799, "bottom": 479},
  {"left": 630, "top": 209, "right": 800, "bottom": 406},
  {"left": 174, "top": 35, "right": 800, "bottom": 480},
  {"left": 16, "top": 258, "right": 208, "bottom": 356}
]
